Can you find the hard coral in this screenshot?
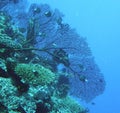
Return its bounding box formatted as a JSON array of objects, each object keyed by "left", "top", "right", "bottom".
[
  {"left": 0, "top": 12, "right": 23, "bottom": 49},
  {"left": 51, "top": 96, "right": 85, "bottom": 113},
  {"left": 15, "top": 63, "right": 56, "bottom": 86}
]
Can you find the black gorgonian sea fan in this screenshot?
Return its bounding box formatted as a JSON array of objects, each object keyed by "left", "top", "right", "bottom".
[{"left": 27, "top": 3, "right": 106, "bottom": 102}]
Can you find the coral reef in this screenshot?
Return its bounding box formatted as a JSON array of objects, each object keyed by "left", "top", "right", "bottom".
[
  {"left": 0, "top": 77, "right": 86, "bottom": 113},
  {"left": 0, "top": 0, "right": 106, "bottom": 112},
  {"left": 27, "top": 3, "right": 105, "bottom": 102},
  {"left": 69, "top": 57, "right": 106, "bottom": 102},
  {"left": 15, "top": 63, "right": 56, "bottom": 86},
  {"left": 51, "top": 96, "right": 86, "bottom": 113},
  {"left": 0, "top": 12, "right": 24, "bottom": 50}
]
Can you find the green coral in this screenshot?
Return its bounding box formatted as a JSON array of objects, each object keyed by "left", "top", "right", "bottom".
[
  {"left": 0, "top": 12, "right": 25, "bottom": 50},
  {"left": 0, "top": 34, "right": 22, "bottom": 49},
  {"left": 51, "top": 96, "right": 85, "bottom": 113},
  {"left": 15, "top": 63, "right": 56, "bottom": 86},
  {"left": 0, "top": 12, "right": 9, "bottom": 32}
]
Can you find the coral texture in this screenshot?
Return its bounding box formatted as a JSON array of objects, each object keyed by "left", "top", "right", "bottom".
[
  {"left": 27, "top": 3, "right": 106, "bottom": 102},
  {"left": 15, "top": 63, "right": 56, "bottom": 85}
]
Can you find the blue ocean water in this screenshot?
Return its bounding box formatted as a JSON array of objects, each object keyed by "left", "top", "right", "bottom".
[{"left": 29, "top": 0, "right": 120, "bottom": 113}]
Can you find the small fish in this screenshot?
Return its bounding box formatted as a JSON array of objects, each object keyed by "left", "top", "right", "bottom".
[
  {"left": 45, "top": 11, "right": 52, "bottom": 17},
  {"left": 33, "top": 7, "right": 41, "bottom": 14},
  {"left": 79, "top": 75, "right": 88, "bottom": 82},
  {"left": 52, "top": 43, "right": 57, "bottom": 47},
  {"left": 91, "top": 102, "right": 96, "bottom": 105}
]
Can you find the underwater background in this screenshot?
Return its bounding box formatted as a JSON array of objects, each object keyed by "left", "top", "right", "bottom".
[
  {"left": 29, "top": 0, "right": 120, "bottom": 113},
  {"left": 0, "top": 0, "right": 120, "bottom": 113}
]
